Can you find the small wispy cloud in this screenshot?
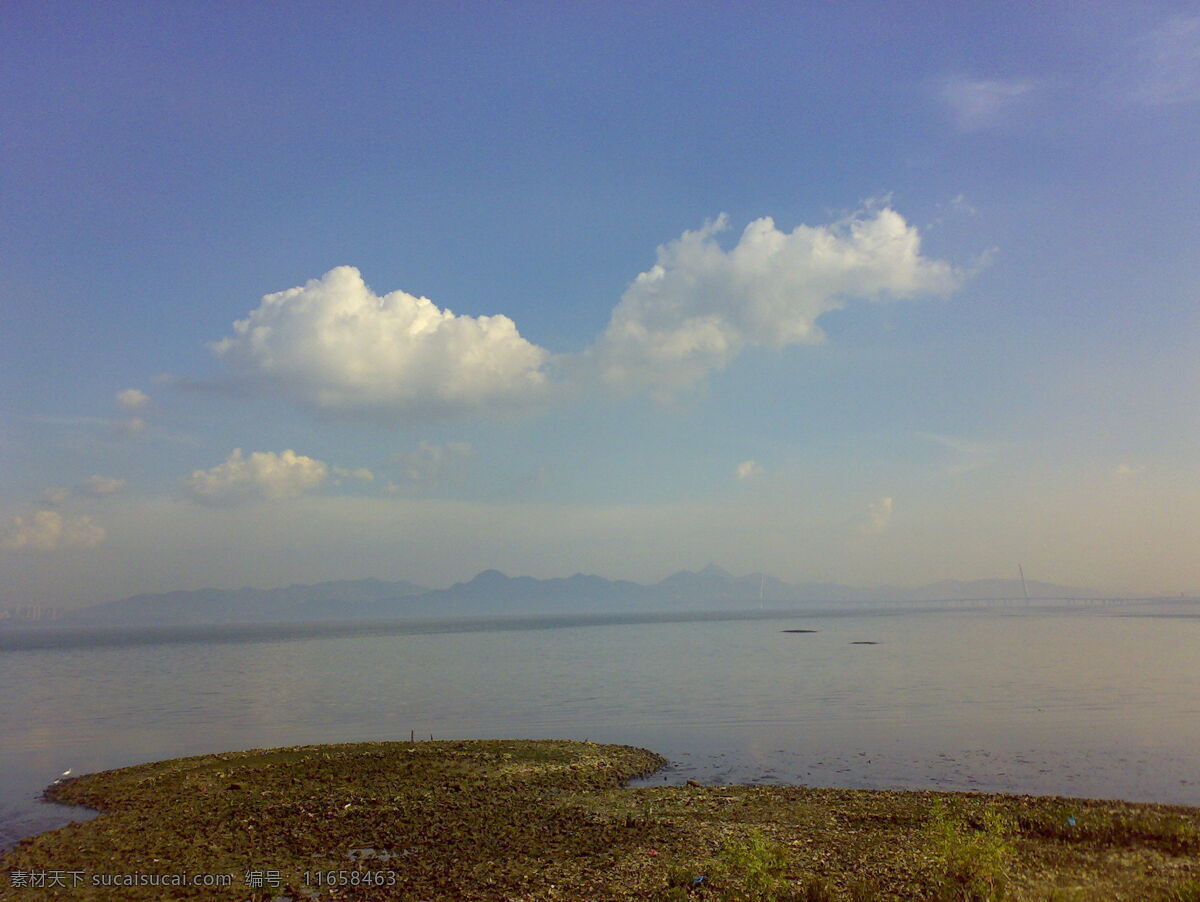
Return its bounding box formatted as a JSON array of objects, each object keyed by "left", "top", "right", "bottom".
[
  {"left": 332, "top": 467, "right": 374, "bottom": 484},
  {"left": 1129, "top": 15, "right": 1200, "bottom": 105},
  {"left": 35, "top": 476, "right": 126, "bottom": 507},
  {"left": 861, "top": 497, "right": 894, "bottom": 534},
  {"left": 115, "top": 388, "right": 150, "bottom": 411},
  {"left": 0, "top": 510, "right": 106, "bottom": 551},
  {"left": 112, "top": 388, "right": 152, "bottom": 436},
  {"left": 947, "top": 193, "right": 977, "bottom": 215},
  {"left": 34, "top": 412, "right": 147, "bottom": 436},
  {"left": 39, "top": 487, "right": 71, "bottom": 507},
  {"left": 734, "top": 460, "right": 763, "bottom": 481},
  {"left": 76, "top": 475, "right": 127, "bottom": 497},
  {"left": 941, "top": 76, "right": 1037, "bottom": 131},
  {"left": 1114, "top": 462, "right": 1146, "bottom": 478},
  {"left": 917, "top": 432, "right": 1000, "bottom": 476},
  {"left": 33, "top": 415, "right": 111, "bottom": 428},
  {"left": 389, "top": 441, "right": 474, "bottom": 490}
]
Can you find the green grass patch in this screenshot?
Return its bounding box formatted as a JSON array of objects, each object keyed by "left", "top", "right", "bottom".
[
  {"left": 1016, "top": 803, "right": 1200, "bottom": 853},
  {"left": 924, "top": 800, "right": 1015, "bottom": 900}
]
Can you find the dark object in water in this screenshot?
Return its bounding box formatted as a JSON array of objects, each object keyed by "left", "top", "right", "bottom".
[
  {"left": 850, "top": 641, "right": 879, "bottom": 645},
  {"left": 780, "top": 629, "right": 817, "bottom": 633}
]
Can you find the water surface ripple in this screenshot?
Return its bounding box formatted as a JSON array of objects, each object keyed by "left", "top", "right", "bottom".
[{"left": 2, "top": 604, "right": 1197, "bottom": 849}]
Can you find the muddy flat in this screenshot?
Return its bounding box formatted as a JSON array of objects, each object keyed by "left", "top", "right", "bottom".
[{"left": 1, "top": 740, "right": 1198, "bottom": 900}]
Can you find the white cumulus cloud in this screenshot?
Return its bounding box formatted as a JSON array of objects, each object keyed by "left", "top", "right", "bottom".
[
  {"left": 186, "top": 449, "right": 329, "bottom": 506},
  {"left": 212, "top": 266, "right": 551, "bottom": 419},
  {"left": 77, "top": 475, "right": 127, "bottom": 497},
  {"left": 735, "top": 460, "right": 763, "bottom": 480},
  {"left": 0, "top": 510, "right": 106, "bottom": 551},
  {"left": 594, "top": 208, "right": 959, "bottom": 397}
]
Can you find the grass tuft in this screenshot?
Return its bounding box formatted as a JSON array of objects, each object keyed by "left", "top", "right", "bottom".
[
  {"left": 1161, "top": 878, "right": 1200, "bottom": 901},
  {"left": 925, "top": 800, "right": 1015, "bottom": 901},
  {"left": 713, "top": 829, "right": 791, "bottom": 898}
]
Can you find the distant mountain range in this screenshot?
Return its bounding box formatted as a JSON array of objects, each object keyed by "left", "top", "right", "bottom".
[
  {"left": 67, "top": 578, "right": 428, "bottom": 625},
  {"left": 47, "top": 565, "right": 1103, "bottom": 626}
]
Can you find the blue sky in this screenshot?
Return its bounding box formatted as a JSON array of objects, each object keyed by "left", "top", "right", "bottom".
[{"left": 3, "top": 2, "right": 1199, "bottom": 606}]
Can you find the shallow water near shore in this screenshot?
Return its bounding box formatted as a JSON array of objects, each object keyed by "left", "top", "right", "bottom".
[{"left": 2, "top": 602, "right": 1198, "bottom": 849}]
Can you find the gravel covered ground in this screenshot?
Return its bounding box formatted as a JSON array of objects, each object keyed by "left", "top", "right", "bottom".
[{"left": 1, "top": 739, "right": 1197, "bottom": 900}]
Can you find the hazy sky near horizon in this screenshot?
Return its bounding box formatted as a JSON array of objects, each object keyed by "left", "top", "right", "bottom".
[{"left": 3, "top": 2, "right": 1199, "bottom": 606}]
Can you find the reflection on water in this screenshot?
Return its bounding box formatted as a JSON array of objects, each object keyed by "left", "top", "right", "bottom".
[{"left": 2, "top": 604, "right": 1198, "bottom": 848}]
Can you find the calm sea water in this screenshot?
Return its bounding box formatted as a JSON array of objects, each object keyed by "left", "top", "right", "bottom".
[{"left": 2, "top": 603, "right": 1199, "bottom": 849}]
